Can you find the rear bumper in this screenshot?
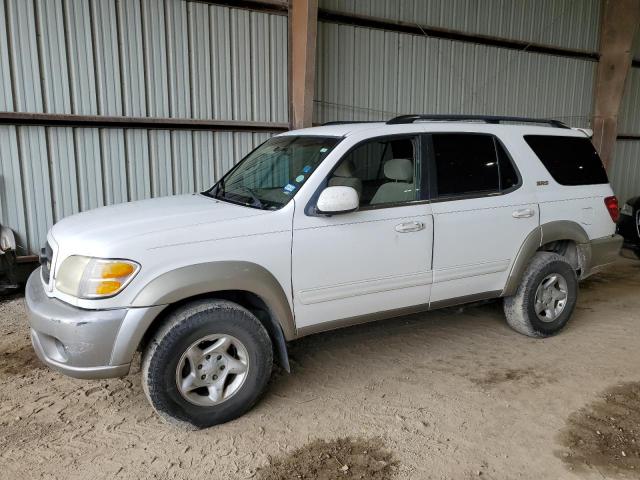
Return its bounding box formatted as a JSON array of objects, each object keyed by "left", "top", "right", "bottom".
[
  {"left": 25, "top": 269, "right": 162, "bottom": 379},
  {"left": 584, "top": 234, "right": 624, "bottom": 275}
]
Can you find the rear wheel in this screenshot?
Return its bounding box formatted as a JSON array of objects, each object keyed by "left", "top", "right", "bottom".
[
  {"left": 503, "top": 252, "right": 578, "bottom": 337},
  {"left": 142, "top": 299, "right": 273, "bottom": 429}
]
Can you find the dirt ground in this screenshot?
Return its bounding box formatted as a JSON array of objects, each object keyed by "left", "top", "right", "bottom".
[{"left": 1, "top": 259, "right": 640, "bottom": 480}]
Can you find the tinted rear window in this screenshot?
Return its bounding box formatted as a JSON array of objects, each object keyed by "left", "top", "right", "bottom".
[{"left": 524, "top": 135, "right": 608, "bottom": 186}]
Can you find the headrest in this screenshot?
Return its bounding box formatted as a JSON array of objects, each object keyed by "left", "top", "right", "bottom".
[
  {"left": 384, "top": 158, "right": 413, "bottom": 182},
  {"left": 333, "top": 160, "right": 355, "bottom": 178}
]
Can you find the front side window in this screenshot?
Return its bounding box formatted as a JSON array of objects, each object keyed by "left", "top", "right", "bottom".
[
  {"left": 205, "top": 136, "right": 340, "bottom": 209},
  {"left": 431, "top": 133, "right": 519, "bottom": 198},
  {"left": 329, "top": 136, "right": 420, "bottom": 208},
  {"left": 524, "top": 135, "right": 608, "bottom": 186}
]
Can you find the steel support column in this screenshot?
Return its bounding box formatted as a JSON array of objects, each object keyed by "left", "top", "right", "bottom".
[
  {"left": 289, "top": 0, "right": 318, "bottom": 129},
  {"left": 592, "top": 0, "right": 640, "bottom": 168}
]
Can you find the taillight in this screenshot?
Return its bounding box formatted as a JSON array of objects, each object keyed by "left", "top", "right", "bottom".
[{"left": 604, "top": 196, "right": 619, "bottom": 222}]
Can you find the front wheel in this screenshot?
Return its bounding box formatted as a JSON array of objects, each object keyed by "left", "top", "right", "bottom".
[
  {"left": 503, "top": 252, "right": 578, "bottom": 337},
  {"left": 141, "top": 299, "right": 273, "bottom": 429}
]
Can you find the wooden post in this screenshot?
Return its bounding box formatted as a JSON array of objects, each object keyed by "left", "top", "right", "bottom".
[
  {"left": 289, "top": 0, "right": 318, "bottom": 129},
  {"left": 592, "top": 0, "right": 640, "bottom": 168}
]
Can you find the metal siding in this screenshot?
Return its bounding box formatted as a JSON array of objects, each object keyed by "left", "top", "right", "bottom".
[
  {"left": 100, "top": 129, "right": 128, "bottom": 205},
  {"left": 189, "top": 2, "right": 213, "bottom": 120},
  {"left": 193, "top": 131, "right": 216, "bottom": 191},
  {"left": 619, "top": 67, "right": 640, "bottom": 135},
  {"left": 609, "top": 141, "right": 640, "bottom": 204},
  {"left": 118, "top": 0, "right": 147, "bottom": 117},
  {"left": 251, "top": 12, "right": 271, "bottom": 122},
  {"left": 1, "top": 125, "right": 273, "bottom": 254},
  {"left": 214, "top": 131, "right": 236, "bottom": 178},
  {"left": 149, "top": 130, "right": 173, "bottom": 197},
  {"left": 75, "top": 128, "right": 103, "bottom": 211},
  {"left": 0, "top": 126, "right": 26, "bottom": 250},
  {"left": 315, "top": 22, "right": 596, "bottom": 127},
  {"left": 142, "top": 0, "right": 170, "bottom": 117},
  {"left": 17, "top": 126, "right": 52, "bottom": 253},
  {"left": 65, "top": 0, "right": 98, "bottom": 115},
  {"left": 271, "top": 14, "right": 288, "bottom": 123},
  {"left": 0, "top": 1, "right": 13, "bottom": 110},
  {"left": 47, "top": 127, "right": 79, "bottom": 221},
  {"left": 6, "top": 0, "right": 43, "bottom": 112},
  {"left": 165, "top": 0, "right": 191, "bottom": 118},
  {"left": 36, "top": 0, "right": 72, "bottom": 113},
  {"left": 210, "top": 5, "right": 233, "bottom": 120},
  {"left": 1, "top": 0, "right": 287, "bottom": 121},
  {"left": 92, "top": 0, "right": 123, "bottom": 116},
  {"left": 320, "top": 0, "right": 601, "bottom": 52},
  {"left": 125, "top": 129, "right": 152, "bottom": 201},
  {"left": 170, "top": 130, "right": 194, "bottom": 194},
  {"left": 231, "top": 9, "right": 252, "bottom": 121}
]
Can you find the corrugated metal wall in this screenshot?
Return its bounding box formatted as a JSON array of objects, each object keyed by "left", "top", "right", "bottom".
[
  {"left": 609, "top": 63, "right": 640, "bottom": 204},
  {"left": 610, "top": 140, "right": 640, "bottom": 204},
  {"left": 608, "top": 23, "right": 640, "bottom": 204},
  {"left": 319, "top": 0, "right": 601, "bottom": 51},
  {"left": 316, "top": 1, "right": 640, "bottom": 206},
  {"left": 0, "top": 0, "right": 287, "bottom": 120},
  {"left": 618, "top": 67, "right": 640, "bottom": 135},
  {"left": 0, "top": 126, "right": 272, "bottom": 254},
  {"left": 314, "top": 22, "right": 597, "bottom": 126},
  {"left": 0, "top": 0, "right": 286, "bottom": 255}
]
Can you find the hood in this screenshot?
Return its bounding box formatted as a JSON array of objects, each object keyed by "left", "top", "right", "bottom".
[{"left": 50, "top": 194, "right": 268, "bottom": 254}]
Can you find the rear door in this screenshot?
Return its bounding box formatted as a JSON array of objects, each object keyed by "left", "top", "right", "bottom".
[{"left": 428, "top": 133, "right": 539, "bottom": 305}]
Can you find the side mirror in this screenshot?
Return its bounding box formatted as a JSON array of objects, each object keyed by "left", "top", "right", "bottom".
[{"left": 316, "top": 186, "right": 359, "bottom": 215}]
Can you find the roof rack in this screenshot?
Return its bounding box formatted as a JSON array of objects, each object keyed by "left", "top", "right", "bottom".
[
  {"left": 386, "top": 114, "right": 570, "bottom": 129},
  {"left": 321, "top": 120, "right": 383, "bottom": 126}
]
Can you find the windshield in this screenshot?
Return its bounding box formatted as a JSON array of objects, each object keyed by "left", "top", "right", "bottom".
[{"left": 204, "top": 136, "right": 341, "bottom": 210}]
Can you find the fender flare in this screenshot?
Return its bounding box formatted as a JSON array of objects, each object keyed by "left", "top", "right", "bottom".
[
  {"left": 502, "top": 221, "right": 590, "bottom": 296},
  {"left": 119, "top": 261, "right": 296, "bottom": 371}
]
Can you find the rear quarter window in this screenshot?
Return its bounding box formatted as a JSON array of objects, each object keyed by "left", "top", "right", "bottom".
[{"left": 524, "top": 135, "right": 608, "bottom": 186}]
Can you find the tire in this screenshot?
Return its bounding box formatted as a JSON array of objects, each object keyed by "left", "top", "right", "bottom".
[
  {"left": 503, "top": 252, "right": 578, "bottom": 338},
  {"left": 141, "top": 299, "right": 273, "bottom": 429}
]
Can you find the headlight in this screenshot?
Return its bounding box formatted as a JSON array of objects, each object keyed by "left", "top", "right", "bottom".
[
  {"left": 55, "top": 256, "right": 140, "bottom": 299},
  {"left": 620, "top": 203, "right": 633, "bottom": 216}
]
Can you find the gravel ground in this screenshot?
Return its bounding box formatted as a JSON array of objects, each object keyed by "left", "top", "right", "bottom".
[{"left": 1, "top": 259, "right": 639, "bottom": 480}]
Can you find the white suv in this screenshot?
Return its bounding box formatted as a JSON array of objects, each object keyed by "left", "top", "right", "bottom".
[{"left": 25, "top": 115, "right": 622, "bottom": 428}]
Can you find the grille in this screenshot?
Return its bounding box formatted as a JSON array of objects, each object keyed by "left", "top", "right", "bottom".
[{"left": 40, "top": 242, "right": 53, "bottom": 284}]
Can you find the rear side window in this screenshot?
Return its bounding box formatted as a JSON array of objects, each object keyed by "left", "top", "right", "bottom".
[
  {"left": 524, "top": 135, "right": 608, "bottom": 186},
  {"left": 431, "top": 133, "right": 519, "bottom": 198}
]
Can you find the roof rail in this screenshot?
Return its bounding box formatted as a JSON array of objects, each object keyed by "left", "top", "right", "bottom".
[
  {"left": 386, "top": 114, "right": 570, "bottom": 129},
  {"left": 321, "top": 120, "right": 383, "bottom": 126}
]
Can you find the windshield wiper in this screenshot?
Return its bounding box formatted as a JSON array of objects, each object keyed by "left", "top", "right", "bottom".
[
  {"left": 239, "top": 186, "right": 266, "bottom": 209},
  {"left": 210, "top": 177, "right": 225, "bottom": 200}
]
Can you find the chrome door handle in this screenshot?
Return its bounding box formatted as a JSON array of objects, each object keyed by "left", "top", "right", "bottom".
[
  {"left": 395, "top": 221, "right": 425, "bottom": 233},
  {"left": 512, "top": 208, "right": 535, "bottom": 219}
]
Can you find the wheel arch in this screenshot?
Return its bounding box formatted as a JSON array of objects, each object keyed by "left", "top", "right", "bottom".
[
  {"left": 117, "top": 261, "right": 295, "bottom": 372},
  {"left": 503, "top": 221, "right": 590, "bottom": 296}
]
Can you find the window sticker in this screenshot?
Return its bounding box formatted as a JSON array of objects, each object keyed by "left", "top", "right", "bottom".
[
  {"left": 320, "top": 148, "right": 328, "bottom": 153},
  {"left": 295, "top": 175, "right": 305, "bottom": 183},
  {"left": 284, "top": 183, "right": 296, "bottom": 193},
  {"left": 302, "top": 165, "right": 312, "bottom": 174}
]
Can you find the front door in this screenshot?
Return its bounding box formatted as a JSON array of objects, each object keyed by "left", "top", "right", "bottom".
[{"left": 291, "top": 134, "right": 434, "bottom": 331}]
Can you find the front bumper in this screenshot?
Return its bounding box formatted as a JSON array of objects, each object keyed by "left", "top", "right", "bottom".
[{"left": 25, "top": 269, "right": 161, "bottom": 379}]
